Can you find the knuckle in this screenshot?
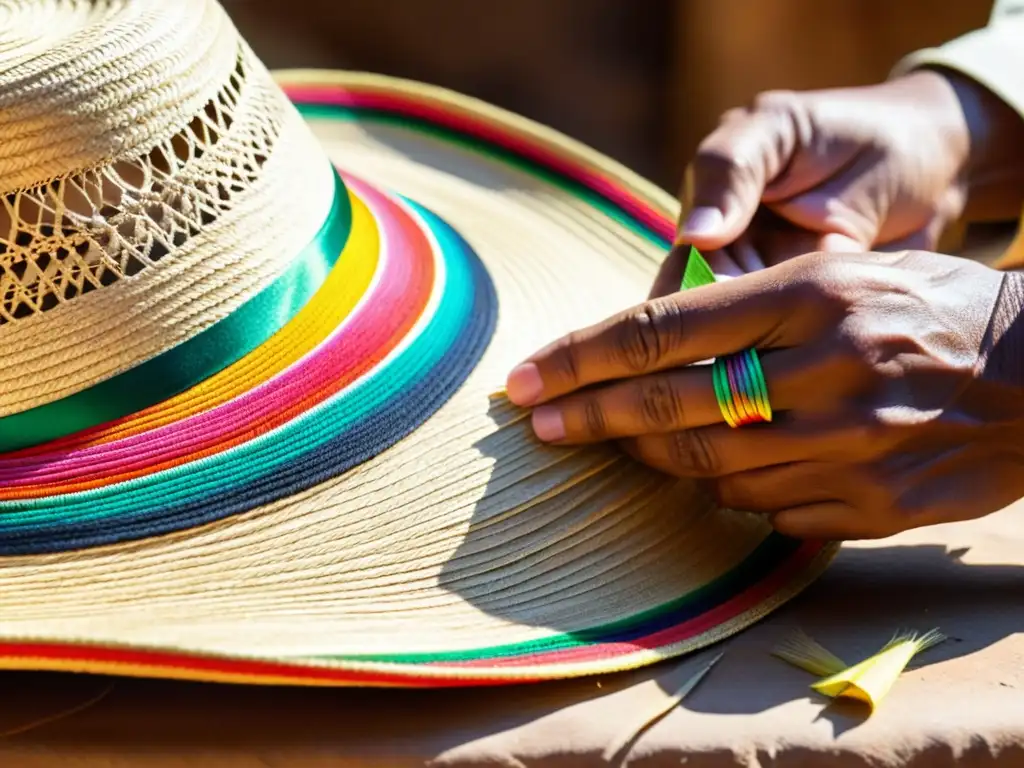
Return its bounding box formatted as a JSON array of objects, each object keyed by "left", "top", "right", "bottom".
[
  {"left": 798, "top": 252, "right": 844, "bottom": 293},
  {"left": 884, "top": 512, "right": 913, "bottom": 537},
  {"left": 667, "top": 430, "right": 720, "bottom": 477},
  {"left": 866, "top": 330, "right": 935, "bottom": 370},
  {"left": 824, "top": 333, "right": 873, "bottom": 376},
  {"left": 873, "top": 503, "right": 914, "bottom": 538},
  {"left": 552, "top": 332, "right": 585, "bottom": 387},
  {"left": 613, "top": 301, "right": 682, "bottom": 374},
  {"left": 716, "top": 106, "right": 748, "bottom": 127},
  {"left": 811, "top": 255, "right": 858, "bottom": 301},
  {"left": 844, "top": 420, "right": 893, "bottom": 455},
  {"left": 858, "top": 466, "right": 912, "bottom": 536},
  {"left": 636, "top": 378, "right": 686, "bottom": 430},
  {"left": 893, "top": 505, "right": 925, "bottom": 534},
  {"left": 692, "top": 142, "right": 756, "bottom": 186},
  {"left": 752, "top": 88, "right": 797, "bottom": 113},
  {"left": 880, "top": 475, "right": 921, "bottom": 527},
  {"left": 787, "top": 257, "right": 854, "bottom": 320},
  {"left": 581, "top": 397, "right": 608, "bottom": 439}
]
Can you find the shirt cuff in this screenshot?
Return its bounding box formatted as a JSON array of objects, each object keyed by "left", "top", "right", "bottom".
[{"left": 891, "top": 19, "right": 1024, "bottom": 120}]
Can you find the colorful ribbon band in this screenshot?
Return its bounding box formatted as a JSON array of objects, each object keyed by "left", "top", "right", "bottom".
[{"left": 0, "top": 167, "right": 353, "bottom": 453}]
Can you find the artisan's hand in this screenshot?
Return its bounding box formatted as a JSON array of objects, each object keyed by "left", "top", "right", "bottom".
[
  {"left": 654, "top": 68, "right": 1024, "bottom": 294},
  {"left": 506, "top": 252, "right": 1024, "bottom": 540}
]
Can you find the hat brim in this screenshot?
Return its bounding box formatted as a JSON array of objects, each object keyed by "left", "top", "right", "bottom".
[{"left": 0, "top": 70, "right": 837, "bottom": 686}]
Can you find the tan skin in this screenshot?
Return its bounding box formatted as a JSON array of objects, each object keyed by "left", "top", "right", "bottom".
[{"left": 506, "top": 68, "right": 1024, "bottom": 541}]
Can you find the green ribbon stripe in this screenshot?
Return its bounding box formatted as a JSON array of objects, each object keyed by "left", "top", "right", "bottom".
[{"left": 0, "top": 169, "right": 352, "bottom": 452}]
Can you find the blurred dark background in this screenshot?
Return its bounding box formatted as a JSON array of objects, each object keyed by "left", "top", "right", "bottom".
[
  {"left": 223, "top": 0, "right": 1011, "bottom": 259},
  {"left": 223, "top": 0, "right": 992, "bottom": 193}
]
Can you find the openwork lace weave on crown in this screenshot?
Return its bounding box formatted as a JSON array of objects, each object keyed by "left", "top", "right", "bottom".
[
  {"left": 0, "top": 0, "right": 336, "bottom": 417},
  {"left": 0, "top": 46, "right": 278, "bottom": 325}
]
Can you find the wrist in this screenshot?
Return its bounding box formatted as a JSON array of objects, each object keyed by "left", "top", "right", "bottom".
[
  {"left": 888, "top": 68, "right": 972, "bottom": 174},
  {"left": 915, "top": 66, "right": 1024, "bottom": 219}
]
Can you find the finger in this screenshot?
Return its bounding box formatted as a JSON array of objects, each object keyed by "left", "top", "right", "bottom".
[
  {"left": 705, "top": 249, "right": 745, "bottom": 279},
  {"left": 714, "top": 462, "right": 847, "bottom": 514},
  {"left": 770, "top": 502, "right": 867, "bottom": 540},
  {"left": 767, "top": 151, "right": 887, "bottom": 250},
  {"left": 623, "top": 410, "right": 899, "bottom": 477},
  {"left": 676, "top": 107, "right": 798, "bottom": 250},
  {"left": 729, "top": 207, "right": 862, "bottom": 270},
  {"left": 506, "top": 270, "right": 814, "bottom": 406},
  {"left": 527, "top": 345, "right": 818, "bottom": 442},
  {"left": 622, "top": 423, "right": 810, "bottom": 478},
  {"left": 648, "top": 244, "right": 688, "bottom": 299},
  {"left": 626, "top": 417, "right": 884, "bottom": 479},
  {"left": 730, "top": 232, "right": 767, "bottom": 273},
  {"left": 746, "top": 212, "right": 823, "bottom": 268},
  {"left": 873, "top": 181, "right": 963, "bottom": 249},
  {"left": 516, "top": 318, "right": 871, "bottom": 428},
  {"left": 528, "top": 363, "right": 712, "bottom": 442},
  {"left": 755, "top": 226, "right": 863, "bottom": 268},
  {"left": 872, "top": 217, "right": 946, "bottom": 253}
]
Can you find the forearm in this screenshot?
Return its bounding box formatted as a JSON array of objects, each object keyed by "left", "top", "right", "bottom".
[{"left": 939, "top": 65, "right": 1024, "bottom": 222}]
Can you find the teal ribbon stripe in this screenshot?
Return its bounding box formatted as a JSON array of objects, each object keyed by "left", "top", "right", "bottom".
[{"left": 0, "top": 170, "right": 352, "bottom": 452}]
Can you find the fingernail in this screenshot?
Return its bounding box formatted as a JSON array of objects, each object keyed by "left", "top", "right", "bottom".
[
  {"left": 677, "top": 206, "right": 724, "bottom": 240},
  {"left": 506, "top": 362, "right": 544, "bottom": 406},
  {"left": 531, "top": 406, "right": 566, "bottom": 442}
]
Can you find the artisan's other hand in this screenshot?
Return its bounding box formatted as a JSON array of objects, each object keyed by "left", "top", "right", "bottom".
[
  {"left": 507, "top": 252, "right": 1024, "bottom": 540},
  {"left": 654, "top": 68, "right": 1024, "bottom": 293}
]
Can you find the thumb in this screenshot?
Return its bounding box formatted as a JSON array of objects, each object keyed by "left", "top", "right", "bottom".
[{"left": 676, "top": 106, "right": 798, "bottom": 250}]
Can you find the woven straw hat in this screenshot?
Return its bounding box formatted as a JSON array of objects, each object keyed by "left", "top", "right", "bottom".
[{"left": 0, "top": 0, "right": 837, "bottom": 686}]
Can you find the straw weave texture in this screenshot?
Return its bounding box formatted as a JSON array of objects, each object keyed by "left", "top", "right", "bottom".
[{"left": 0, "top": 0, "right": 333, "bottom": 416}]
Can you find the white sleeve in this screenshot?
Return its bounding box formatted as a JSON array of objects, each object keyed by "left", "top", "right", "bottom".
[{"left": 891, "top": 0, "right": 1024, "bottom": 119}]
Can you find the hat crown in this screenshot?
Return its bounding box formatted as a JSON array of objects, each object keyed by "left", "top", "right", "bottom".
[
  {"left": 0, "top": 0, "right": 336, "bottom": 417},
  {"left": 0, "top": 0, "right": 241, "bottom": 193}
]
